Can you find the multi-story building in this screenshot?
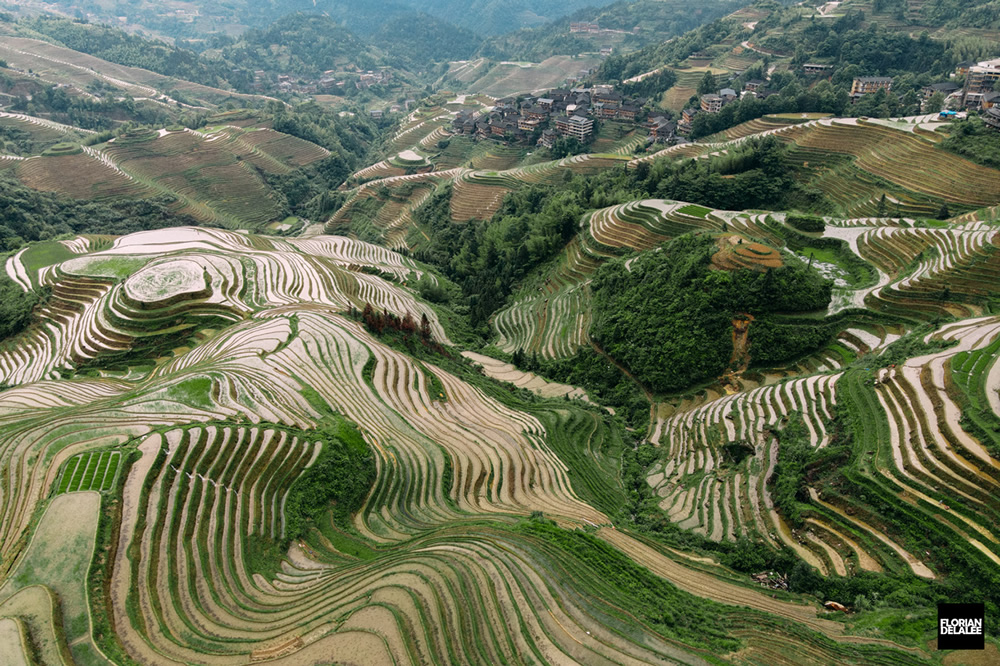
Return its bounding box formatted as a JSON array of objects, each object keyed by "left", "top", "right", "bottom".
[
  {"left": 555, "top": 115, "right": 594, "bottom": 141},
  {"left": 963, "top": 59, "right": 1000, "bottom": 108},
  {"left": 678, "top": 108, "right": 700, "bottom": 134},
  {"left": 850, "top": 77, "right": 893, "bottom": 97},
  {"left": 517, "top": 116, "right": 543, "bottom": 131},
  {"left": 647, "top": 116, "right": 676, "bottom": 142},
  {"left": 700, "top": 94, "right": 723, "bottom": 113}
]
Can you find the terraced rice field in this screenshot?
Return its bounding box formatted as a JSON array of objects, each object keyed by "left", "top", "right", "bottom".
[
  {"left": 4, "top": 104, "right": 1000, "bottom": 663},
  {"left": 777, "top": 119, "right": 1000, "bottom": 209},
  {"left": 0, "top": 227, "right": 451, "bottom": 386},
  {"left": 6, "top": 122, "right": 329, "bottom": 229},
  {"left": 0, "top": 217, "right": 927, "bottom": 666},
  {"left": 13, "top": 150, "right": 156, "bottom": 201}
]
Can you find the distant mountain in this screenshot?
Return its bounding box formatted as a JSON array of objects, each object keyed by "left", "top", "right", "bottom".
[
  {"left": 482, "top": 0, "right": 745, "bottom": 60},
  {"left": 400, "top": 0, "right": 619, "bottom": 35},
  {"left": 15, "top": 0, "right": 619, "bottom": 39},
  {"left": 371, "top": 13, "right": 482, "bottom": 68}
]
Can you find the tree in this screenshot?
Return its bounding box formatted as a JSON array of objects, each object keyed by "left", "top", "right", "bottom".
[
  {"left": 419, "top": 313, "right": 432, "bottom": 340},
  {"left": 926, "top": 91, "right": 945, "bottom": 112},
  {"left": 937, "top": 202, "right": 951, "bottom": 220},
  {"left": 697, "top": 70, "right": 717, "bottom": 95}
]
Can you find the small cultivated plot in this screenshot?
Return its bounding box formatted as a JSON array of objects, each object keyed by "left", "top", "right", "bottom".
[
  {"left": 677, "top": 204, "right": 714, "bottom": 218},
  {"left": 712, "top": 234, "right": 783, "bottom": 271},
  {"left": 41, "top": 142, "right": 83, "bottom": 156},
  {"left": 123, "top": 259, "right": 208, "bottom": 305},
  {"left": 389, "top": 150, "right": 431, "bottom": 169},
  {"left": 57, "top": 449, "right": 122, "bottom": 493},
  {"left": 267, "top": 216, "right": 301, "bottom": 233}
]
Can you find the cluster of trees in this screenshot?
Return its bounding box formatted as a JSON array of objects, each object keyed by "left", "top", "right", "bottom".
[
  {"left": 0, "top": 123, "right": 45, "bottom": 157},
  {"left": 3, "top": 80, "right": 172, "bottom": 131},
  {"left": 590, "top": 233, "right": 833, "bottom": 394},
  {"left": 939, "top": 117, "right": 1000, "bottom": 170},
  {"left": 282, "top": 418, "right": 375, "bottom": 543},
  {"left": 359, "top": 302, "right": 435, "bottom": 342},
  {"left": 0, "top": 274, "right": 46, "bottom": 345},
  {"left": 254, "top": 100, "right": 382, "bottom": 218},
  {"left": 219, "top": 14, "right": 379, "bottom": 81},
  {"left": 371, "top": 13, "right": 481, "bottom": 67},
  {"left": 269, "top": 100, "right": 382, "bottom": 158},
  {"left": 632, "top": 136, "right": 802, "bottom": 211},
  {"left": 263, "top": 155, "right": 354, "bottom": 220},
  {"left": 620, "top": 68, "right": 678, "bottom": 100},
  {"left": 0, "top": 175, "right": 199, "bottom": 251},
  {"left": 918, "top": 0, "right": 1000, "bottom": 29},
  {"left": 597, "top": 15, "right": 733, "bottom": 81},
  {"left": 517, "top": 347, "right": 650, "bottom": 426},
  {"left": 770, "top": 413, "right": 851, "bottom": 527},
  {"left": 412, "top": 182, "right": 583, "bottom": 329}
]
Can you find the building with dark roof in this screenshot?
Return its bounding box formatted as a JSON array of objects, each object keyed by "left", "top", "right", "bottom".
[{"left": 985, "top": 105, "right": 1000, "bottom": 131}]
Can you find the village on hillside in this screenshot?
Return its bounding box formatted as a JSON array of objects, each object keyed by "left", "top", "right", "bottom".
[
  {"left": 687, "top": 56, "right": 1000, "bottom": 133},
  {"left": 449, "top": 85, "right": 677, "bottom": 150}
]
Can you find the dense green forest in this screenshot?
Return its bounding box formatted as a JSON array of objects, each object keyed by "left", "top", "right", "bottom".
[
  {"left": 217, "top": 14, "right": 384, "bottom": 79},
  {"left": 590, "top": 233, "right": 832, "bottom": 394},
  {"left": 917, "top": 0, "right": 1000, "bottom": 28},
  {"left": 0, "top": 175, "right": 199, "bottom": 251},
  {"left": 371, "top": 14, "right": 482, "bottom": 67}
]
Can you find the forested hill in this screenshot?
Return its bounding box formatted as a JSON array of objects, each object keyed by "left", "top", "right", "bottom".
[
  {"left": 481, "top": 0, "right": 746, "bottom": 60},
  {"left": 599, "top": 0, "right": 1000, "bottom": 83},
  {"left": 215, "top": 14, "right": 384, "bottom": 78}
]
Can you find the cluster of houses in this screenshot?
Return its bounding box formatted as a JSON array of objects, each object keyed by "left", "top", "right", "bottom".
[
  {"left": 802, "top": 58, "right": 1000, "bottom": 117},
  {"left": 252, "top": 67, "right": 395, "bottom": 95},
  {"left": 687, "top": 59, "right": 999, "bottom": 133},
  {"left": 450, "top": 86, "right": 671, "bottom": 147}
]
